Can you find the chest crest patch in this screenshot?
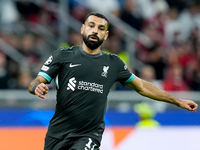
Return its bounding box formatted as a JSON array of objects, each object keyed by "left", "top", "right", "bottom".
[{"left": 101, "top": 66, "right": 109, "bottom": 78}]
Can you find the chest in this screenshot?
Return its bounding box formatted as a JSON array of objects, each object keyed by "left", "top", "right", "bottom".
[{"left": 60, "top": 56, "right": 117, "bottom": 84}]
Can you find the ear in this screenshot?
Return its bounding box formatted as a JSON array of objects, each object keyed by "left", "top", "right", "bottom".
[
  {"left": 81, "top": 24, "right": 85, "bottom": 34},
  {"left": 104, "top": 31, "right": 109, "bottom": 40}
]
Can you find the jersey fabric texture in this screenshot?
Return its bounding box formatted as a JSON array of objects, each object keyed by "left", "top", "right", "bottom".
[{"left": 38, "top": 45, "right": 135, "bottom": 144}]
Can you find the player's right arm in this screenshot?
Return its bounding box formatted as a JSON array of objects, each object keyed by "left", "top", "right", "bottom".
[
  {"left": 28, "top": 48, "right": 63, "bottom": 99},
  {"left": 28, "top": 76, "right": 49, "bottom": 99}
]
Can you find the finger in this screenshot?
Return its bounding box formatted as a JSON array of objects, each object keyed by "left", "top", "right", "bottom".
[
  {"left": 35, "top": 90, "right": 44, "bottom": 98},
  {"left": 38, "top": 85, "right": 48, "bottom": 94},
  {"left": 38, "top": 85, "right": 49, "bottom": 94},
  {"left": 40, "top": 83, "right": 49, "bottom": 90},
  {"left": 190, "top": 102, "right": 198, "bottom": 108},
  {"left": 35, "top": 91, "right": 45, "bottom": 99},
  {"left": 44, "top": 85, "right": 49, "bottom": 91},
  {"left": 36, "top": 87, "right": 45, "bottom": 95},
  {"left": 192, "top": 104, "right": 198, "bottom": 112},
  {"left": 189, "top": 105, "right": 198, "bottom": 112},
  {"left": 38, "top": 94, "right": 45, "bottom": 99},
  {"left": 35, "top": 90, "right": 45, "bottom": 99},
  {"left": 35, "top": 87, "right": 46, "bottom": 99}
]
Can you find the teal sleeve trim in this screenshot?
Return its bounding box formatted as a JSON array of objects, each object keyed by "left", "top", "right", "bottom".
[
  {"left": 125, "top": 74, "right": 135, "bottom": 83},
  {"left": 38, "top": 72, "right": 52, "bottom": 82},
  {"left": 54, "top": 75, "right": 59, "bottom": 89}
]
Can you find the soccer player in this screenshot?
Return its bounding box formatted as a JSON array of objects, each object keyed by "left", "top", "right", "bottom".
[{"left": 28, "top": 12, "right": 198, "bottom": 150}]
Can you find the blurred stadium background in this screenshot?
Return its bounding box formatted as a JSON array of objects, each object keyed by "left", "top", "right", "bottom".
[{"left": 0, "top": 0, "right": 200, "bottom": 150}]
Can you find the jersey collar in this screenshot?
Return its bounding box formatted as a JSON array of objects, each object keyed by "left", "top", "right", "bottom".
[{"left": 79, "top": 45, "right": 102, "bottom": 58}]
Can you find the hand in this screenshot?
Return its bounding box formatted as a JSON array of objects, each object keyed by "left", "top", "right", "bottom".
[
  {"left": 34, "top": 83, "right": 49, "bottom": 99},
  {"left": 178, "top": 100, "right": 198, "bottom": 112}
]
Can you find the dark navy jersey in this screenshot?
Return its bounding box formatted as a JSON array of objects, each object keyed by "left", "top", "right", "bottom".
[{"left": 38, "top": 45, "right": 135, "bottom": 141}]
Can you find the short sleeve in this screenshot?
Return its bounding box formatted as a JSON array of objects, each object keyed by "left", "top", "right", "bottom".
[
  {"left": 115, "top": 55, "right": 135, "bottom": 85},
  {"left": 38, "top": 49, "right": 61, "bottom": 83}
]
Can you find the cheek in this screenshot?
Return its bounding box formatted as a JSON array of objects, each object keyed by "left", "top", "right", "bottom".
[
  {"left": 82, "top": 26, "right": 89, "bottom": 35},
  {"left": 100, "top": 32, "right": 108, "bottom": 40},
  {"left": 82, "top": 30, "right": 87, "bottom": 37},
  {"left": 101, "top": 34, "right": 107, "bottom": 40},
  {"left": 83, "top": 28, "right": 91, "bottom": 36}
]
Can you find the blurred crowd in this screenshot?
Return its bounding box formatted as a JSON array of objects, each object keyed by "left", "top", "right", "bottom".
[{"left": 1, "top": 0, "right": 200, "bottom": 91}]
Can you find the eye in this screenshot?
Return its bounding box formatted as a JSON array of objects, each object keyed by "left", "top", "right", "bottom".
[
  {"left": 89, "top": 24, "right": 94, "bottom": 28},
  {"left": 100, "top": 28, "right": 104, "bottom": 31}
]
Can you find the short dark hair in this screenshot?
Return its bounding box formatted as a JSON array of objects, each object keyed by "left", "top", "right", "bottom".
[{"left": 84, "top": 12, "right": 109, "bottom": 30}]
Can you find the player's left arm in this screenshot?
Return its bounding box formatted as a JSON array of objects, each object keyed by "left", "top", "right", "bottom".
[{"left": 125, "top": 76, "right": 198, "bottom": 112}]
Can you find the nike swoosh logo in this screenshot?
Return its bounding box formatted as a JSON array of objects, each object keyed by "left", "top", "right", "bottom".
[{"left": 69, "top": 63, "right": 81, "bottom": 68}]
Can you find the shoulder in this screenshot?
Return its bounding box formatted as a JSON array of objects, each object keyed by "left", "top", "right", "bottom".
[
  {"left": 59, "top": 46, "right": 77, "bottom": 52},
  {"left": 101, "top": 51, "right": 125, "bottom": 66},
  {"left": 49, "top": 46, "right": 78, "bottom": 62},
  {"left": 53, "top": 46, "right": 79, "bottom": 56},
  {"left": 101, "top": 51, "right": 121, "bottom": 60}
]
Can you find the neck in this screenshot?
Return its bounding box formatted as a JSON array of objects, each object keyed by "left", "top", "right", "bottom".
[{"left": 82, "top": 43, "right": 101, "bottom": 54}]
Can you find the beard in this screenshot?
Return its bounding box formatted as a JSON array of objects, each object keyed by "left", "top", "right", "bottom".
[{"left": 82, "top": 33, "right": 104, "bottom": 50}]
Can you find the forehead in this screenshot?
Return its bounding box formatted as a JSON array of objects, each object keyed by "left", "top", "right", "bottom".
[{"left": 85, "top": 15, "right": 108, "bottom": 27}]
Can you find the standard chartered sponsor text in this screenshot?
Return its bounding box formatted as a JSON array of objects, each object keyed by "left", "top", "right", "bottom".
[{"left": 78, "top": 81, "right": 103, "bottom": 93}]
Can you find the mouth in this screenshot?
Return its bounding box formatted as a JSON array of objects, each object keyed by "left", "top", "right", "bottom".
[{"left": 89, "top": 35, "right": 98, "bottom": 42}]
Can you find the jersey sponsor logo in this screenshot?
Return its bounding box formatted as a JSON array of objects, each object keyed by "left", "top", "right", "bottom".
[
  {"left": 41, "top": 65, "right": 49, "bottom": 71},
  {"left": 67, "top": 77, "right": 76, "bottom": 91},
  {"left": 44, "top": 56, "right": 53, "bottom": 65},
  {"left": 101, "top": 66, "right": 109, "bottom": 78},
  {"left": 66, "top": 77, "right": 103, "bottom": 94},
  {"left": 69, "top": 63, "right": 81, "bottom": 68},
  {"left": 78, "top": 81, "right": 103, "bottom": 94}
]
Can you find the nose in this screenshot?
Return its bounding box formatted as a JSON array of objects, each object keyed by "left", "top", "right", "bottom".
[{"left": 92, "top": 27, "right": 98, "bottom": 34}]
